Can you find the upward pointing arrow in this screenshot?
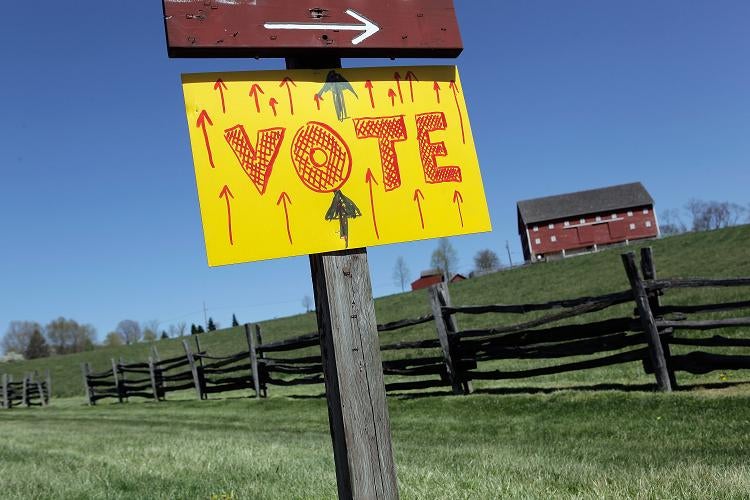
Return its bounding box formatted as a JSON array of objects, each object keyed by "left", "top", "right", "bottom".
[{"left": 264, "top": 9, "right": 380, "bottom": 46}]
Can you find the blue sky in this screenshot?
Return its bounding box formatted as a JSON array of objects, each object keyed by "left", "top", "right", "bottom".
[{"left": 1, "top": 1, "right": 748, "bottom": 341}]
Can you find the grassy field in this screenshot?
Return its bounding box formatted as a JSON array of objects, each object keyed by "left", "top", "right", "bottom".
[{"left": 1, "top": 225, "right": 750, "bottom": 498}]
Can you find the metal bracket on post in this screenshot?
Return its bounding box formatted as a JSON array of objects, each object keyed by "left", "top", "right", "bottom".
[
  {"left": 622, "top": 252, "right": 672, "bottom": 392},
  {"left": 311, "top": 248, "right": 399, "bottom": 500}
]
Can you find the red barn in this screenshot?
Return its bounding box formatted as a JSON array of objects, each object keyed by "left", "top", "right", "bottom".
[
  {"left": 411, "top": 270, "right": 444, "bottom": 291},
  {"left": 517, "top": 182, "right": 659, "bottom": 262}
]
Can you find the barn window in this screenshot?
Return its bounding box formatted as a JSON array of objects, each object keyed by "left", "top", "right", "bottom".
[
  {"left": 548, "top": 223, "right": 554, "bottom": 229},
  {"left": 550, "top": 235, "right": 557, "bottom": 242},
  {"left": 629, "top": 223, "right": 636, "bottom": 230},
  {"left": 611, "top": 214, "right": 617, "bottom": 219},
  {"left": 580, "top": 218, "right": 586, "bottom": 224},
  {"left": 564, "top": 221, "right": 570, "bottom": 227},
  {"left": 534, "top": 238, "right": 541, "bottom": 245},
  {"left": 643, "top": 208, "right": 649, "bottom": 214},
  {"left": 595, "top": 216, "right": 602, "bottom": 222},
  {"left": 627, "top": 211, "right": 633, "bottom": 217},
  {"left": 645, "top": 220, "right": 652, "bottom": 228},
  {"left": 533, "top": 225, "right": 539, "bottom": 232}
]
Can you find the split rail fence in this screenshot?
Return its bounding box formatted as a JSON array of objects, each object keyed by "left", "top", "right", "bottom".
[
  {"left": 82, "top": 248, "right": 750, "bottom": 404},
  {"left": 1, "top": 371, "right": 51, "bottom": 409}
]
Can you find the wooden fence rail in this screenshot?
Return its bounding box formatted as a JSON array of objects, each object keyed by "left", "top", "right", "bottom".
[{"left": 81, "top": 248, "right": 750, "bottom": 403}]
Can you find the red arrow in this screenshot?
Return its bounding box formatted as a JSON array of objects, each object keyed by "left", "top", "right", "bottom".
[
  {"left": 214, "top": 79, "right": 228, "bottom": 114},
  {"left": 364, "top": 80, "right": 375, "bottom": 109},
  {"left": 276, "top": 191, "right": 293, "bottom": 244},
  {"left": 269, "top": 97, "right": 278, "bottom": 116},
  {"left": 365, "top": 168, "right": 380, "bottom": 239},
  {"left": 405, "top": 71, "right": 418, "bottom": 103},
  {"left": 393, "top": 72, "right": 404, "bottom": 104},
  {"left": 433, "top": 81, "right": 441, "bottom": 104},
  {"left": 450, "top": 80, "right": 466, "bottom": 144},
  {"left": 453, "top": 190, "right": 464, "bottom": 227},
  {"left": 388, "top": 89, "right": 397, "bottom": 107},
  {"left": 196, "top": 110, "right": 215, "bottom": 169},
  {"left": 313, "top": 93, "right": 323, "bottom": 111},
  {"left": 249, "top": 84, "right": 264, "bottom": 113},
  {"left": 280, "top": 76, "right": 297, "bottom": 115},
  {"left": 219, "top": 185, "right": 235, "bottom": 245},
  {"left": 413, "top": 189, "right": 425, "bottom": 230}
]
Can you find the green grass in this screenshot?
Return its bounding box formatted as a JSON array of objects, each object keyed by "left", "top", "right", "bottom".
[
  {"left": 1, "top": 226, "right": 750, "bottom": 498},
  {"left": 1, "top": 389, "right": 749, "bottom": 499}
]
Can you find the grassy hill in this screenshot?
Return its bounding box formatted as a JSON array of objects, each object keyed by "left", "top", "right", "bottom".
[{"left": 3, "top": 224, "right": 750, "bottom": 398}]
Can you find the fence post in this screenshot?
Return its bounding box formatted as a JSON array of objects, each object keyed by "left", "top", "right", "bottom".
[
  {"left": 640, "top": 247, "right": 678, "bottom": 388},
  {"left": 428, "top": 282, "right": 470, "bottom": 395},
  {"left": 182, "top": 339, "right": 204, "bottom": 400},
  {"left": 45, "top": 369, "right": 52, "bottom": 405},
  {"left": 2, "top": 373, "right": 8, "bottom": 409},
  {"left": 255, "top": 324, "right": 267, "bottom": 397},
  {"left": 111, "top": 359, "right": 124, "bottom": 403},
  {"left": 81, "top": 363, "right": 93, "bottom": 406},
  {"left": 36, "top": 374, "right": 47, "bottom": 408},
  {"left": 244, "top": 323, "right": 262, "bottom": 399},
  {"left": 22, "top": 374, "right": 29, "bottom": 407},
  {"left": 148, "top": 357, "right": 160, "bottom": 402},
  {"left": 151, "top": 345, "right": 161, "bottom": 363},
  {"left": 622, "top": 252, "right": 672, "bottom": 392}
]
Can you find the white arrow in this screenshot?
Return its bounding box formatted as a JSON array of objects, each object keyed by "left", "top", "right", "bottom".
[{"left": 264, "top": 9, "right": 380, "bottom": 46}]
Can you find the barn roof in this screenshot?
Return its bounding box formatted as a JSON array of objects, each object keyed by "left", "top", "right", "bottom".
[{"left": 517, "top": 182, "right": 654, "bottom": 226}]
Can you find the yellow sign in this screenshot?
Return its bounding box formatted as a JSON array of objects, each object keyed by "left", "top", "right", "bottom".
[{"left": 182, "top": 65, "right": 491, "bottom": 266}]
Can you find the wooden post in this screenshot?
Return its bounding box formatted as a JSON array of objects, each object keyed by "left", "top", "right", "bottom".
[
  {"left": 640, "top": 247, "right": 678, "bottom": 388},
  {"left": 622, "top": 252, "right": 672, "bottom": 392},
  {"left": 151, "top": 345, "right": 161, "bottom": 362},
  {"left": 81, "top": 363, "right": 93, "bottom": 406},
  {"left": 45, "top": 369, "right": 52, "bottom": 405},
  {"left": 310, "top": 248, "right": 399, "bottom": 500},
  {"left": 148, "top": 357, "right": 160, "bottom": 402},
  {"left": 111, "top": 358, "right": 123, "bottom": 403},
  {"left": 182, "top": 339, "right": 204, "bottom": 400},
  {"left": 244, "top": 323, "right": 262, "bottom": 399},
  {"left": 36, "top": 377, "right": 47, "bottom": 407},
  {"left": 22, "top": 374, "right": 28, "bottom": 407},
  {"left": 255, "top": 324, "right": 267, "bottom": 397},
  {"left": 2, "top": 373, "right": 8, "bottom": 409},
  {"left": 428, "top": 282, "right": 470, "bottom": 395}
]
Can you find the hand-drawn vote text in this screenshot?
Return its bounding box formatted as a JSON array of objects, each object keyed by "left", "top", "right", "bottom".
[{"left": 182, "top": 66, "right": 491, "bottom": 266}]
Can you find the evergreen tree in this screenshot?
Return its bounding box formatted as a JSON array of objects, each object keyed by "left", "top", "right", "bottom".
[
  {"left": 25, "top": 330, "right": 50, "bottom": 359},
  {"left": 196, "top": 325, "right": 205, "bottom": 334},
  {"left": 232, "top": 314, "right": 239, "bottom": 327},
  {"left": 160, "top": 331, "right": 169, "bottom": 340},
  {"left": 207, "top": 317, "right": 217, "bottom": 331},
  {"left": 190, "top": 324, "right": 197, "bottom": 335}
]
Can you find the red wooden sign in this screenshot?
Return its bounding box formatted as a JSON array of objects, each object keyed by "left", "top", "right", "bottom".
[{"left": 162, "top": 0, "right": 463, "bottom": 58}]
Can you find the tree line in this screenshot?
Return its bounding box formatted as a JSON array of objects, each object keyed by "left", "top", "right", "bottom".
[
  {"left": 661, "top": 199, "right": 749, "bottom": 235},
  {"left": 1, "top": 313, "right": 245, "bottom": 361}
]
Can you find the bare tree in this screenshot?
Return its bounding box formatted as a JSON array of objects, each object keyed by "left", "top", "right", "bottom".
[
  {"left": 141, "top": 319, "right": 160, "bottom": 342},
  {"left": 392, "top": 257, "right": 410, "bottom": 292},
  {"left": 168, "top": 321, "right": 187, "bottom": 338},
  {"left": 302, "top": 295, "right": 314, "bottom": 313},
  {"left": 45, "top": 317, "right": 96, "bottom": 354},
  {"left": 474, "top": 249, "right": 500, "bottom": 274},
  {"left": 1, "top": 321, "right": 42, "bottom": 356},
  {"left": 430, "top": 238, "right": 458, "bottom": 280},
  {"left": 686, "top": 199, "right": 745, "bottom": 232},
  {"left": 659, "top": 208, "right": 687, "bottom": 236},
  {"left": 115, "top": 319, "right": 142, "bottom": 345}
]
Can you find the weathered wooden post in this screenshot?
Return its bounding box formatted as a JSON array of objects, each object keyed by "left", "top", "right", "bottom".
[
  {"left": 254, "top": 324, "right": 267, "bottom": 397},
  {"left": 111, "top": 358, "right": 123, "bottom": 403},
  {"left": 182, "top": 339, "right": 204, "bottom": 400},
  {"left": 45, "top": 369, "right": 52, "bottom": 405},
  {"left": 429, "top": 282, "right": 471, "bottom": 395},
  {"left": 622, "top": 252, "right": 672, "bottom": 392},
  {"left": 310, "top": 248, "right": 399, "bottom": 500},
  {"left": 640, "top": 247, "right": 678, "bottom": 388},
  {"left": 243, "top": 323, "right": 262, "bottom": 399},
  {"left": 21, "top": 374, "right": 29, "bottom": 407},
  {"left": 81, "top": 363, "right": 93, "bottom": 406},
  {"left": 148, "top": 357, "right": 160, "bottom": 402},
  {"left": 2, "top": 373, "right": 8, "bottom": 409},
  {"left": 151, "top": 345, "right": 161, "bottom": 363}
]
